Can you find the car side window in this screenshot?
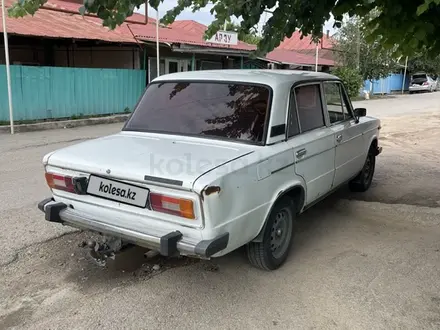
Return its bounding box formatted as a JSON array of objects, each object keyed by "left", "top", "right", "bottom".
[
  {"left": 323, "top": 82, "right": 345, "bottom": 124},
  {"left": 294, "top": 84, "right": 325, "bottom": 132},
  {"left": 287, "top": 91, "right": 300, "bottom": 137},
  {"left": 339, "top": 84, "right": 355, "bottom": 119}
]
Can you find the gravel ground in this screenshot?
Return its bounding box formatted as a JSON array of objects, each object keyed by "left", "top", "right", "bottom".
[{"left": 1, "top": 92, "right": 440, "bottom": 329}]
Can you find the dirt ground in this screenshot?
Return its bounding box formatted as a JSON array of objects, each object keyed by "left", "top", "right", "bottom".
[
  {"left": 337, "top": 110, "right": 440, "bottom": 208},
  {"left": 1, "top": 93, "right": 440, "bottom": 329}
]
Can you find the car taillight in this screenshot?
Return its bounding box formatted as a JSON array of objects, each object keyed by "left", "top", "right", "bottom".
[
  {"left": 149, "top": 193, "right": 195, "bottom": 219},
  {"left": 45, "top": 173, "right": 76, "bottom": 193},
  {"left": 423, "top": 81, "right": 429, "bottom": 86}
]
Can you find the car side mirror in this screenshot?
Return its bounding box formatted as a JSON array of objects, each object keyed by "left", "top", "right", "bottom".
[{"left": 354, "top": 108, "right": 367, "bottom": 118}]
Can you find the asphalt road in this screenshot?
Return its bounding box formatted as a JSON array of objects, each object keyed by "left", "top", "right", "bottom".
[
  {"left": 1, "top": 92, "right": 440, "bottom": 329},
  {"left": 355, "top": 91, "right": 440, "bottom": 118}
]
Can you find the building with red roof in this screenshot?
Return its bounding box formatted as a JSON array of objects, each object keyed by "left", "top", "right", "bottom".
[
  {"left": 275, "top": 30, "right": 335, "bottom": 62},
  {"left": 1, "top": 0, "right": 263, "bottom": 77},
  {"left": 1, "top": 1, "right": 334, "bottom": 75},
  {"left": 0, "top": 0, "right": 334, "bottom": 73},
  {"left": 164, "top": 20, "right": 335, "bottom": 70}
]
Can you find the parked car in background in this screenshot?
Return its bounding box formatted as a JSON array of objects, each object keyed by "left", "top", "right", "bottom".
[
  {"left": 434, "top": 75, "right": 440, "bottom": 91},
  {"left": 409, "top": 72, "right": 437, "bottom": 93},
  {"left": 38, "top": 70, "right": 382, "bottom": 271}
]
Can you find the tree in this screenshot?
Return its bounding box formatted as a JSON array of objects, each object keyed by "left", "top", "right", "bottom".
[
  {"left": 407, "top": 52, "right": 440, "bottom": 75},
  {"left": 8, "top": 0, "right": 440, "bottom": 56},
  {"left": 331, "top": 67, "right": 363, "bottom": 98},
  {"left": 333, "top": 17, "right": 399, "bottom": 81},
  {"left": 225, "top": 22, "right": 261, "bottom": 45}
]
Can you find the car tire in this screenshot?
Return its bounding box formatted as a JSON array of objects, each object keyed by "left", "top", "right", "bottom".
[
  {"left": 246, "top": 197, "right": 295, "bottom": 271},
  {"left": 349, "top": 148, "right": 376, "bottom": 192}
]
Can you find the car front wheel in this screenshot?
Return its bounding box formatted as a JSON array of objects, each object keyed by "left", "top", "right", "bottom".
[
  {"left": 349, "top": 148, "right": 376, "bottom": 192},
  {"left": 246, "top": 197, "right": 295, "bottom": 271}
]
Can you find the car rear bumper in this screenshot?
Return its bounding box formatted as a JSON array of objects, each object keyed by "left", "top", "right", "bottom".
[
  {"left": 38, "top": 198, "right": 228, "bottom": 258},
  {"left": 409, "top": 85, "right": 430, "bottom": 92}
]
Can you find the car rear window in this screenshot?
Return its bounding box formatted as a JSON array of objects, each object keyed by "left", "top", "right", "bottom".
[{"left": 123, "top": 82, "right": 271, "bottom": 143}]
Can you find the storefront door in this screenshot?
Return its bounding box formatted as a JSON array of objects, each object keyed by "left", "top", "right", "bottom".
[{"left": 165, "top": 59, "right": 190, "bottom": 74}]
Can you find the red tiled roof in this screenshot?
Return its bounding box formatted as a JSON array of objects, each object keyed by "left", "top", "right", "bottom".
[
  {"left": 169, "top": 20, "right": 207, "bottom": 35},
  {"left": 273, "top": 31, "right": 336, "bottom": 65},
  {"left": 2, "top": 0, "right": 255, "bottom": 50},
  {"left": 43, "top": 0, "right": 156, "bottom": 25},
  {"left": 278, "top": 31, "right": 334, "bottom": 50},
  {"left": 266, "top": 49, "right": 335, "bottom": 66},
  {"left": 1, "top": 0, "right": 137, "bottom": 43}
]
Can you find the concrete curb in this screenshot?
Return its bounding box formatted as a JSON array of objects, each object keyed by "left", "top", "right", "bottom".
[{"left": 0, "top": 114, "right": 130, "bottom": 134}]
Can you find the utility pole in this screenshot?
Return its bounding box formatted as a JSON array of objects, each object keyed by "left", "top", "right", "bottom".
[
  {"left": 156, "top": 6, "right": 160, "bottom": 77},
  {"left": 2, "top": 0, "right": 14, "bottom": 134},
  {"left": 402, "top": 56, "right": 408, "bottom": 94},
  {"left": 356, "top": 19, "right": 361, "bottom": 70},
  {"left": 315, "top": 44, "right": 319, "bottom": 72}
]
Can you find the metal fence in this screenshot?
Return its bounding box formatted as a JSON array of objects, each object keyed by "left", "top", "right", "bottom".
[
  {"left": 0, "top": 65, "right": 146, "bottom": 121},
  {"left": 362, "top": 73, "right": 410, "bottom": 95}
]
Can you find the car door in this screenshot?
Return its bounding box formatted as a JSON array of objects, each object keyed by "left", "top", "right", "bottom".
[
  {"left": 286, "top": 82, "right": 336, "bottom": 206},
  {"left": 322, "top": 81, "right": 365, "bottom": 188}
]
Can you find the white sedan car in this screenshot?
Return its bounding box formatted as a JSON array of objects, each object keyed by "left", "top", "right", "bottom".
[
  {"left": 38, "top": 70, "right": 382, "bottom": 270},
  {"left": 409, "top": 72, "right": 437, "bottom": 93}
]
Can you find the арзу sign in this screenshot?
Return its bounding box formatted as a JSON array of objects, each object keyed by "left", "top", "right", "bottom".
[{"left": 207, "top": 31, "right": 238, "bottom": 46}]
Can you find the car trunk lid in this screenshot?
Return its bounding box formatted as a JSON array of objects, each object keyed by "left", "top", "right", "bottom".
[{"left": 46, "top": 132, "right": 256, "bottom": 191}]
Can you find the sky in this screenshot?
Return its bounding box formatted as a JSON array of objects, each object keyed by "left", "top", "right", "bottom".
[{"left": 136, "top": 0, "right": 336, "bottom": 36}]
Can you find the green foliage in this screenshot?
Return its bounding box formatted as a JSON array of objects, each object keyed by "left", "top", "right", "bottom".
[
  {"left": 7, "top": 0, "right": 46, "bottom": 18},
  {"left": 331, "top": 67, "right": 363, "bottom": 98},
  {"left": 333, "top": 17, "right": 400, "bottom": 81},
  {"left": 407, "top": 52, "right": 440, "bottom": 75},
  {"left": 8, "top": 0, "right": 440, "bottom": 56},
  {"left": 225, "top": 22, "right": 261, "bottom": 45}
]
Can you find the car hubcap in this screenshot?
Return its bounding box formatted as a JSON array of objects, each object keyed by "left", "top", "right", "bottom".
[{"left": 270, "top": 208, "right": 292, "bottom": 259}]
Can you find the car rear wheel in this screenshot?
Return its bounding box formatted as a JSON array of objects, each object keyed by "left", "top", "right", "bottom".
[
  {"left": 246, "top": 197, "right": 295, "bottom": 271},
  {"left": 349, "top": 148, "right": 376, "bottom": 192}
]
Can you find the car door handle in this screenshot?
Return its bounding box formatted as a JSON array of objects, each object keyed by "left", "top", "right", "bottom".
[
  {"left": 336, "top": 134, "right": 343, "bottom": 143},
  {"left": 296, "top": 148, "right": 307, "bottom": 158}
]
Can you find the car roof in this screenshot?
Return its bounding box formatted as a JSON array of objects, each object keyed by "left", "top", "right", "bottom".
[{"left": 152, "top": 69, "right": 340, "bottom": 87}]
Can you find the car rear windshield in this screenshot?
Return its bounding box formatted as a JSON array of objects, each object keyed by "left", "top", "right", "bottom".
[{"left": 123, "top": 81, "right": 271, "bottom": 143}]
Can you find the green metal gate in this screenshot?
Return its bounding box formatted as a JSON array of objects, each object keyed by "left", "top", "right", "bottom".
[{"left": 0, "top": 65, "right": 146, "bottom": 121}]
